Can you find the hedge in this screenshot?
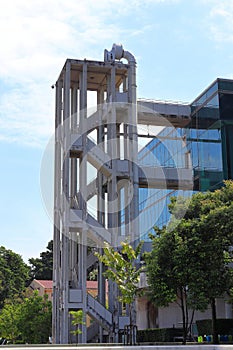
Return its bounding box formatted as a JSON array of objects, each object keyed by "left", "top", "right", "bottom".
[
  {"left": 196, "top": 319, "right": 233, "bottom": 336},
  {"left": 137, "top": 328, "right": 183, "bottom": 343}
]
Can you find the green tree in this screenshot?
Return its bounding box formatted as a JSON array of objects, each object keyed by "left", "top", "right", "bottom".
[
  {"left": 188, "top": 193, "right": 233, "bottom": 344},
  {"left": 69, "top": 310, "right": 85, "bottom": 343},
  {"left": 145, "top": 181, "right": 233, "bottom": 344},
  {"left": 0, "top": 291, "right": 52, "bottom": 344},
  {"left": 95, "top": 241, "right": 143, "bottom": 345},
  {"left": 0, "top": 301, "right": 21, "bottom": 343},
  {"left": 18, "top": 291, "right": 52, "bottom": 344},
  {"left": 29, "top": 240, "right": 53, "bottom": 280},
  {"left": 0, "top": 246, "right": 29, "bottom": 308},
  {"left": 146, "top": 225, "right": 199, "bottom": 344},
  {"left": 176, "top": 181, "right": 233, "bottom": 343}
]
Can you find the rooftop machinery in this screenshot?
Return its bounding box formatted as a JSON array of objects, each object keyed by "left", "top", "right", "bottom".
[{"left": 53, "top": 44, "right": 193, "bottom": 344}]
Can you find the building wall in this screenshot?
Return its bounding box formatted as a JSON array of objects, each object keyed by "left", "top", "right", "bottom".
[
  {"left": 136, "top": 297, "right": 158, "bottom": 330},
  {"left": 136, "top": 296, "right": 232, "bottom": 331},
  {"left": 29, "top": 279, "right": 53, "bottom": 302}
]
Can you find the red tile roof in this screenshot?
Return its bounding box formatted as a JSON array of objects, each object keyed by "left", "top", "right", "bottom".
[
  {"left": 34, "top": 280, "right": 107, "bottom": 291},
  {"left": 35, "top": 280, "right": 53, "bottom": 289},
  {"left": 34, "top": 280, "right": 98, "bottom": 290},
  {"left": 86, "top": 281, "right": 98, "bottom": 289}
]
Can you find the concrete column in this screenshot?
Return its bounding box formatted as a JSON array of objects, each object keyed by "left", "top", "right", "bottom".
[
  {"left": 71, "top": 86, "right": 78, "bottom": 131},
  {"left": 97, "top": 88, "right": 106, "bottom": 342},
  {"left": 79, "top": 63, "right": 87, "bottom": 213},
  {"left": 60, "top": 61, "right": 71, "bottom": 344},
  {"left": 78, "top": 62, "right": 88, "bottom": 344},
  {"left": 77, "top": 232, "right": 87, "bottom": 343},
  {"left": 61, "top": 230, "right": 69, "bottom": 344},
  {"left": 53, "top": 78, "right": 63, "bottom": 343}
]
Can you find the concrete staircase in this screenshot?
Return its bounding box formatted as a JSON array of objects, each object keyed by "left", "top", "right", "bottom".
[{"left": 86, "top": 293, "right": 112, "bottom": 332}]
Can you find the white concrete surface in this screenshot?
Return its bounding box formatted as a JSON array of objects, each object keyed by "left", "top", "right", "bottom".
[{"left": 2, "top": 345, "right": 233, "bottom": 350}]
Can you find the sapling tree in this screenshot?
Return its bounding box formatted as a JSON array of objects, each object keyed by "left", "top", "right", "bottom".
[
  {"left": 95, "top": 240, "right": 143, "bottom": 344},
  {"left": 69, "top": 310, "right": 85, "bottom": 343}
]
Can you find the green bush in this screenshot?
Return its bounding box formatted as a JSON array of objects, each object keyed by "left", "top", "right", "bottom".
[
  {"left": 196, "top": 319, "right": 233, "bottom": 336},
  {"left": 137, "top": 328, "right": 183, "bottom": 343}
]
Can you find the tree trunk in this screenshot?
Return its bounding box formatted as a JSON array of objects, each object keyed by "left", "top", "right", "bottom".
[
  {"left": 180, "top": 288, "right": 187, "bottom": 345},
  {"left": 129, "top": 303, "right": 133, "bottom": 345},
  {"left": 211, "top": 298, "right": 219, "bottom": 344},
  {"left": 185, "top": 290, "right": 189, "bottom": 343}
]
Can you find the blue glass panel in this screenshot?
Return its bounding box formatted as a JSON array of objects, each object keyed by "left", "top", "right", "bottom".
[
  {"left": 192, "top": 82, "right": 218, "bottom": 108},
  {"left": 206, "top": 94, "right": 219, "bottom": 108}
]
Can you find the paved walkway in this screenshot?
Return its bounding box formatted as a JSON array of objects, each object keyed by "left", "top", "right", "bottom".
[{"left": 2, "top": 345, "right": 233, "bottom": 350}]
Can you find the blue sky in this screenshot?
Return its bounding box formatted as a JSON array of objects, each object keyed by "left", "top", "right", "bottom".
[{"left": 1, "top": 0, "right": 233, "bottom": 262}]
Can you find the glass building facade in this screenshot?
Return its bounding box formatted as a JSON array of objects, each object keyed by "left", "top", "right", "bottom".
[
  {"left": 137, "top": 126, "right": 192, "bottom": 240},
  {"left": 138, "top": 78, "right": 233, "bottom": 240},
  {"left": 188, "top": 78, "right": 233, "bottom": 191}
]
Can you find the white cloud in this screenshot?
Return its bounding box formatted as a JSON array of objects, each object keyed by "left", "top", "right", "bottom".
[
  {"left": 0, "top": 80, "right": 54, "bottom": 147},
  {"left": 0, "top": 0, "right": 177, "bottom": 147},
  {"left": 0, "top": 1, "right": 113, "bottom": 147},
  {"left": 200, "top": 1, "right": 233, "bottom": 43}
]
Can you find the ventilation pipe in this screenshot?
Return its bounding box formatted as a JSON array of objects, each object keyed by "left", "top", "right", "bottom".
[
  {"left": 104, "top": 43, "right": 136, "bottom": 65},
  {"left": 104, "top": 44, "right": 138, "bottom": 246},
  {"left": 104, "top": 43, "right": 137, "bottom": 105}
]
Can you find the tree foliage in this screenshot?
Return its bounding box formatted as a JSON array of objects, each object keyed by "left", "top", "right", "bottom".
[
  {"left": 95, "top": 240, "right": 143, "bottom": 344},
  {"left": 0, "top": 301, "right": 21, "bottom": 343},
  {"left": 0, "top": 291, "right": 52, "bottom": 344},
  {"left": 145, "top": 180, "right": 233, "bottom": 344},
  {"left": 0, "top": 246, "right": 29, "bottom": 308},
  {"left": 145, "top": 224, "right": 197, "bottom": 344},
  {"left": 70, "top": 310, "right": 85, "bottom": 336},
  {"left": 18, "top": 291, "right": 52, "bottom": 344},
  {"left": 29, "top": 240, "right": 53, "bottom": 280},
  {"left": 96, "top": 241, "right": 143, "bottom": 307},
  {"left": 69, "top": 310, "right": 85, "bottom": 343}
]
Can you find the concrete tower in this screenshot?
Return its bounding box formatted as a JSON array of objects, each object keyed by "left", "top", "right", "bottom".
[
  {"left": 53, "top": 44, "right": 140, "bottom": 343},
  {"left": 53, "top": 44, "right": 193, "bottom": 344}
]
